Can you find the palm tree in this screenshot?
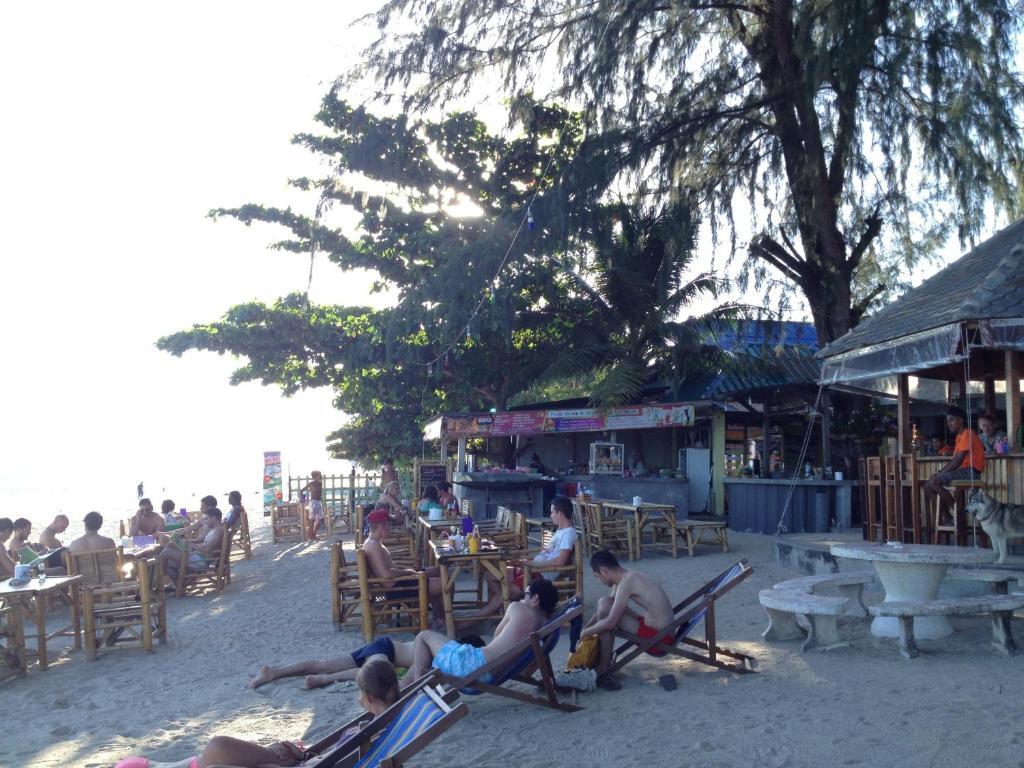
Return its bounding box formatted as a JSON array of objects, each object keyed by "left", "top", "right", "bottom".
[{"left": 545, "top": 200, "right": 740, "bottom": 406}]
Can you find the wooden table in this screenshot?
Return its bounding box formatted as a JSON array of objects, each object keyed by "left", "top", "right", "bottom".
[
  {"left": 417, "top": 516, "right": 462, "bottom": 566},
  {"left": 600, "top": 500, "right": 678, "bottom": 559},
  {"left": 0, "top": 575, "right": 82, "bottom": 670},
  {"left": 830, "top": 542, "right": 995, "bottom": 639},
  {"left": 676, "top": 519, "right": 729, "bottom": 557},
  {"left": 429, "top": 540, "right": 509, "bottom": 638}
]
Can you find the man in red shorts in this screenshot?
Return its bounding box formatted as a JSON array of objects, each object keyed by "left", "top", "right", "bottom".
[{"left": 581, "top": 549, "right": 674, "bottom": 689}]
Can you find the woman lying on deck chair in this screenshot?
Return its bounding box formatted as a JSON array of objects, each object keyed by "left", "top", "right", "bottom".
[{"left": 115, "top": 659, "right": 399, "bottom": 768}]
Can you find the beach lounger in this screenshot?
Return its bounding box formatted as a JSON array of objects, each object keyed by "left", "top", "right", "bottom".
[
  {"left": 437, "top": 595, "right": 585, "bottom": 712},
  {"left": 304, "top": 669, "right": 468, "bottom": 768},
  {"left": 604, "top": 559, "right": 757, "bottom": 678}
]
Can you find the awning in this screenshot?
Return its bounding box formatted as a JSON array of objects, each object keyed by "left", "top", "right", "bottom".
[{"left": 819, "top": 322, "right": 963, "bottom": 385}]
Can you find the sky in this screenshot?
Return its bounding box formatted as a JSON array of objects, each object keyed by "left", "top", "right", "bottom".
[
  {"left": 0, "top": 3, "right": 1016, "bottom": 525},
  {"left": 0, "top": 1, "right": 384, "bottom": 520}
]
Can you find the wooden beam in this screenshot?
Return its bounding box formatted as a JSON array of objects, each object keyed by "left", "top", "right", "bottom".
[
  {"left": 1007, "top": 350, "right": 1021, "bottom": 447},
  {"left": 711, "top": 409, "right": 726, "bottom": 517},
  {"left": 897, "top": 375, "right": 911, "bottom": 453},
  {"left": 984, "top": 377, "right": 997, "bottom": 416}
]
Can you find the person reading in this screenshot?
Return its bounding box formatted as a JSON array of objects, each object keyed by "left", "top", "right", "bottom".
[
  {"left": 247, "top": 579, "right": 559, "bottom": 691},
  {"left": 159, "top": 508, "right": 224, "bottom": 586},
  {"left": 122, "top": 658, "right": 401, "bottom": 768},
  {"left": 581, "top": 549, "right": 674, "bottom": 689}
]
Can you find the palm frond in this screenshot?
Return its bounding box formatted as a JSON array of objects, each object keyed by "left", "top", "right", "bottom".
[{"left": 588, "top": 360, "right": 647, "bottom": 407}]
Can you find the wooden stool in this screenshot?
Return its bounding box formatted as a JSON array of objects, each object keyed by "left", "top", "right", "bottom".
[
  {"left": 864, "top": 457, "right": 884, "bottom": 542},
  {"left": 897, "top": 454, "right": 923, "bottom": 544},
  {"left": 933, "top": 481, "right": 989, "bottom": 546},
  {"left": 884, "top": 456, "right": 902, "bottom": 542}
]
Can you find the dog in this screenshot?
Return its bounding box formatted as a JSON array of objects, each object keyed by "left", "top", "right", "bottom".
[{"left": 965, "top": 489, "right": 1024, "bottom": 563}]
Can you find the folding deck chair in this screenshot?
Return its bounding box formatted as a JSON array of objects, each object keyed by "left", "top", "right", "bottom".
[
  {"left": 437, "top": 595, "right": 585, "bottom": 712},
  {"left": 303, "top": 669, "right": 468, "bottom": 768},
  {"left": 604, "top": 559, "right": 757, "bottom": 678}
]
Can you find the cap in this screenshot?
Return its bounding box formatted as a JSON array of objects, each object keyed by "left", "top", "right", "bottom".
[{"left": 367, "top": 507, "right": 390, "bottom": 525}]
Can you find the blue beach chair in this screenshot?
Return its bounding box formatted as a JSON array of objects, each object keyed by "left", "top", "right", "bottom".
[
  {"left": 439, "top": 595, "right": 585, "bottom": 712},
  {"left": 604, "top": 559, "right": 757, "bottom": 677},
  {"left": 305, "top": 669, "right": 468, "bottom": 768}
]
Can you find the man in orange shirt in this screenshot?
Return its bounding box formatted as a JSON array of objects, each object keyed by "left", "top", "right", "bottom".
[{"left": 923, "top": 406, "right": 985, "bottom": 516}]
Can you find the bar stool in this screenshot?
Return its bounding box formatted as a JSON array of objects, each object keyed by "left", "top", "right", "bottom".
[
  {"left": 933, "top": 480, "right": 989, "bottom": 546},
  {"left": 883, "top": 455, "right": 902, "bottom": 542},
  {"left": 864, "top": 457, "right": 884, "bottom": 542},
  {"left": 897, "top": 454, "right": 923, "bottom": 543}
]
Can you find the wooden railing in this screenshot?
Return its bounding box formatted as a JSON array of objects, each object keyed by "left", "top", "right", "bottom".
[{"left": 917, "top": 455, "right": 1024, "bottom": 503}]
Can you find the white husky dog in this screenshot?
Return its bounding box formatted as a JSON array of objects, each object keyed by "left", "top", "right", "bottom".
[{"left": 965, "top": 489, "right": 1024, "bottom": 564}]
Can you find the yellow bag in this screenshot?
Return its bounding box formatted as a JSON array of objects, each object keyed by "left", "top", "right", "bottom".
[{"left": 565, "top": 634, "right": 600, "bottom": 670}]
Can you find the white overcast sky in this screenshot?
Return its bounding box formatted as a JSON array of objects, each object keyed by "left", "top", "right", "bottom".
[
  {"left": 0, "top": 1, "right": 384, "bottom": 517},
  {"left": 0, "top": 2, "right": 1015, "bottom": 521}
]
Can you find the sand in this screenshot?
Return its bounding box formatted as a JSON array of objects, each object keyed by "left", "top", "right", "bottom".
[{"left": 6, "top": 522, "right": 1024, "bottom": 768}]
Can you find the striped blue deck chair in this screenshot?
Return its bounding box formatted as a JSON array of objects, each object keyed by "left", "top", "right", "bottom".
[
  {"left": 605, "top": 559, "right": 757, "bottom": 677},
  {"left": 439, "top": 595, "right": 584, "bottom": 712},
  {"left": 305, "top": 670, "right": 468, "bottom": 768}
]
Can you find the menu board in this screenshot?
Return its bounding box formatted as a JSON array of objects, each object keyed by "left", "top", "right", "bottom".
[{"left": 415, "top": 459, "right": 450, "bottom": 500}]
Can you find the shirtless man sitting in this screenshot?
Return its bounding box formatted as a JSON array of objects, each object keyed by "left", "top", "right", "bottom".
[
  {"left": 409, "top": 577, "right": 559, "bottom": 681},
  {"left": 0, "top": 518, "right": 16, "bottom": 579},
  {"left": 8, "top": 518, "right": 36, "bottom": 560},
  {"left": 129, "top": 498, "right": 166, "bottom": 536},
  {"left": 66, "top": 512, "right": 118, "bottom": 554},
  {"left": 362, "top": 507, "right": 445, "bottom": 626},
  {"left": 581, "top": 549, "right": 674, "bottom": 689},
  {"left": 160, "top": 507, "right": 224, "bottom": 585},
  {"left": 39, "top": 514, "right": 69, "bottom": 550},
  {"left": 247, "top": 577, "right": 559, "bottom": 690}
]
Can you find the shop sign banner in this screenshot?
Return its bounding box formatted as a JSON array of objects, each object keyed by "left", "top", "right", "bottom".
[
  {"left": 263, "top": 451, "right": 283, "bottom": 515},
  {"left": 443, "top": 403, "right": 697, "bottom": 438}
]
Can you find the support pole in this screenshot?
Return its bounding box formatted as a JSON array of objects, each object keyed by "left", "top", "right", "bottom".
[
  {"left": 821, "top": 389, "right": 833, "bottom": 467},
  {"left": 457, "top": 437, "right": 467, "bottom": 473},
  {"left": 1007, "top": 351, "right": 1021, "bottom": 446},
  {"left": 897, "top": 375, "right": 911, "bottom": 453},
  {"left": 984, "top": 377, "right": 997, "bottom": 417},
  {"left": 712, "top": 409, "right": 726, "bottom": 517}
]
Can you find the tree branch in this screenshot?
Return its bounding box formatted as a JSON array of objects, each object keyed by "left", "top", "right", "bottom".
[{"left": 847, "top": 209, "right": 883, "bottom": 272}]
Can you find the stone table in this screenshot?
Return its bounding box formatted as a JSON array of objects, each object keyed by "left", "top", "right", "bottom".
[{"left": 830, "top": 542, "right": 995, "bottom": 639}]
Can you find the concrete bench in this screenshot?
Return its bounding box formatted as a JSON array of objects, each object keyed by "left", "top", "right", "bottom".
[
  {"left": 946, "top": 567, "right": 1021, "bottom": 595},
  {"left": 759, "top": 588, "right": 849, "bottom": 652},
  {"left": 869, "top": 595, "right": 1024, "bottom": 659},
  {"left": 772, "top": 572, "right": 874, "bottom": 617}
]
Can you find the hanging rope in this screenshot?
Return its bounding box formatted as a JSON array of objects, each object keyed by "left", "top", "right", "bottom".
[{"left": 773, "top": 380, "right": 826, "bottom": 536}]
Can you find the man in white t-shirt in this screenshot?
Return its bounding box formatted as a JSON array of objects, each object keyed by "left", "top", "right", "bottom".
[{"left": 474, "top": 496, "right": 578, "bottom": 616}]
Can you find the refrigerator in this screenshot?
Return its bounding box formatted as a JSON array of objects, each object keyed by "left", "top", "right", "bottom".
[{"left": 678, "top": 448, "right": 711, "bottom": 515}]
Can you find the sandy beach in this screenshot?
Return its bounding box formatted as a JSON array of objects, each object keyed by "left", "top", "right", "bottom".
[{"left": 6, "top": 523, "right": 1024, "bottom": 768}]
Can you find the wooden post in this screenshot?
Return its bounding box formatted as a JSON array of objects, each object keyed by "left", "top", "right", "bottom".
[
  {"left": 984, "top": 377, "right": 997, "bottom": 416},
  {"left": 1007, "top": 351, "right": 1021, "bottom": 446},
  {"left": 762, "top": 408, "right": 770, "bottom": 476},
  {"left": 897, "top": 375, "right": 911, "bottom": 453},
  {"left": 440, "top": 438, "right": 448, "bottom": 462},
  {"left": 712, "top": 409, "right": 726, "bottom": 517},
  {"left": 457, "top": 437, "right": 467, "bottom": 473},
  {"left": 821, "top": 389, "right": 833, "bottom": 466}
]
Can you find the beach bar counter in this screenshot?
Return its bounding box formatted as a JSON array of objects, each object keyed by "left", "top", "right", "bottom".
[
  {"left": 424, "top": 400, "right": 717, "bottom": 519},
  {"left": 725, "top": 477, "right": 858, "bottom": 534}
]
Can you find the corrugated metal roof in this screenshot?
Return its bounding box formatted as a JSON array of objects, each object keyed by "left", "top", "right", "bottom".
[{"left": 820, "top": 218, "right": 1024, "bottom": 359}]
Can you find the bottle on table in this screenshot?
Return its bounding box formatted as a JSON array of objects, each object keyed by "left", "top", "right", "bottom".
[{"left": 468, "top": 525, "right": 480, "bottom": 554}]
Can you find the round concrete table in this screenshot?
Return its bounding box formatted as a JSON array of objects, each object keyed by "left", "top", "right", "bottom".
[{"left": 830, "top": 543, "right": 995, "bottom": 639}]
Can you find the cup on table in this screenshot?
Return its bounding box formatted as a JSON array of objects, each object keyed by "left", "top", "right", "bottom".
[
  {"left": 632, "top": 496, "right": 642, "bottom": 506},
  {"left": 14, "top": 564, "right": 31, "bottom": 580},
  {"left": 121, "top": 536, "right": 132, "bottom": 548}
]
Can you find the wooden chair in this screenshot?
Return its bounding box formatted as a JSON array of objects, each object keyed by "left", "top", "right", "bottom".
[
  {"left": 65, "top": 547, "right": 123, "bottom": 645},
  {"left": 356, "top": 547, "right": 428, "bottom": 642},
  {"left": 229, "top": 507, "right": 252, "bottom": 561},
  {"left": 303, "top": 670, "right": 468, "bottom": 768},
  {"left": 271, "top": 502, "right": 304, "bottom": 544},
  {"left": 176, "top": 526, "right": 231, "bottom": 597},
  {"left": 331, "top": 543, "right": 362, "bottom": 631},
  {"left": 81, "top": 557, "right": 167, "bottom": 661},
  {"left": 603, "top": 560, "right": 757, "bottom": 678},
  {"left": 934, "top": 480, "right": 991, "bottom": 546},
  {"left": 435, "top": 596, "right": 584, "bottom": 712},
  {"left": 0, "top": 602, "right": 27, "bottom": 681},
  {"left": 864, "top": 457, "right": 884, "bottom": 542},
  {"left": 480, "top": 507, "right": 528, "bottom": 555},
  {"left": 522, "top": 535, "right": 584, "bottom": 607},
  {"left": 582, "top": 501, "right": 635, "bottom": 561}
]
